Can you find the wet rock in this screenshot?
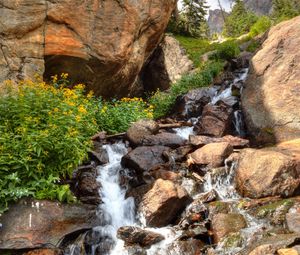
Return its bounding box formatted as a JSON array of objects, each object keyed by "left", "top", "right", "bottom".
[
  {"left": 168, "top": 239, "right": 205, "bottom": 255},
  {"left": 89, "top": 141, "right": 109, "bottom": 165},
  {"left": 0, "top": 199, "right": 99, "bottom": 249},
  {"left": 235, "top": 148, "right": 300, "bottom": 198},
  {"left": 194, "top": 102, "right": 234, "bottom": 137},
  {"left": 164, "top": 145, "right": 194, "bottom": 162},
  {"left": 194, "top": 190, "right": 217, "bottom": 204},
  {"left": 208, "top": 201, "right": 231, "bottom": 218},
  {"left": 126, "top": 120, "right": 160, "bottom": 147},
  {"left": 138, "top": 179, "right": 191, "bottom": 227},
  {"left": 72, "top": 164, "right": 101, "bottom": 205},
  {"left": 242, "top": 16, "right": 300, "bottom": 144},
  {"left": 148, "top": 164, "right": 181, "bottom": 182},
  {"left": 187, "top": 142, "right": 233, "bottom": 168},
  {"left": 23, "top": 249, "right": 62, "bottom": 255},
  {"left": 126, "top": 184, "right": 153, "bottom": 207},
  {"left": 233, "top": 51, "right": 253, "bottom": 69},
  {"left": 189, "top": 135, "right": 249, "bottom": 148},
  {"left": 117, "top": 226, "right": 164, "bottom": 247},
  {"left": 172, "top": 87, "right": 216, "bottom": 118},
  {"left": 142, "top": 132, "right": 186, "bottom": 148},
  {"left": 286, "top": 204, "right": 300, "bottom": 233},
  {"left": 211, "top": 213, "right": 247, "bottom": 243},
  {"left": 277, "top": 248, "right": 299, "bottom": 255},
  {"left": 140, "top": 35, "right": 193, "bottom": 92},
  {"left": 121, "top": 146, "right": 170, "bottom": 174}
]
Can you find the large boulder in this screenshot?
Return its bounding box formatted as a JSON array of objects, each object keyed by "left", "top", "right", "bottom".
[
  {"left": 138, "top": 179, "right": 191, "bottom": 227},
  {"left": 242, "top": 16, "right": 300, "bottom": 144},
  {"left": 0, "top": 0, "right": 176, "bottom": 97},
  {"left": 0, "top": 199, "right": 99, "bottom": 250},
  {"left": 140, "top": 35, "right": 193, "bottom": 92},
  {"left": 235, "top": 148, "right": 300, "bottom": 198}
]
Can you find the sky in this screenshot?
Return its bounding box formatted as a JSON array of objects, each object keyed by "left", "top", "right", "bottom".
[{"left": 178, "top": 0, "right": 232, "bottom": 12}]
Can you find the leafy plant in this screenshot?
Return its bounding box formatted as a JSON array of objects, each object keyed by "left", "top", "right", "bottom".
[
  {"left": 211, "top": 40, "right": 241, "bottom": 60},
  {"left": 249, "top": 16, "right": 272, "bottom": 37}
]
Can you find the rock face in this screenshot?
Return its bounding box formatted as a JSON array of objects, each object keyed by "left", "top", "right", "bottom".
[
  {"left": 0, "top": 199, "right": 99, "bottom": 249},
  {"left": 242, "top": 16, "right": 300, "bottom": 144},
  {"left": 0, "top": 0, "right": 176, "bottom": 97},
  {"left": 207, "top": 9, "right": 227, "bottom": 35},
  {"left": 140, "top": 35, "right": 193, "bottom": 92},
  {"left": 235, "top": 148, "right": 300, "bottom": 199},
  {"left": 244, "top": 0, "right": 273, "bottom": 15},
  {"left": 138, "top": 179, "right": 191, "bottom": 227}
]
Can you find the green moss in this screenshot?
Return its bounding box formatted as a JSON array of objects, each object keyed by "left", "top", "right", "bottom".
[
  {"left": 256, "top": 199, "right": 294, "bottom": 219},
  {"left": 223, "top": 233, "right": 244, "bottom": 249}
]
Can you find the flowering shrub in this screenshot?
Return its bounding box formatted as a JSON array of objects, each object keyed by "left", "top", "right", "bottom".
[{"left": 0, "top": 76, "right": 153, "bottom": 213}]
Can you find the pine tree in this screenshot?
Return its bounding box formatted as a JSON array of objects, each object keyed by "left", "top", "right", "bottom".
[
  {"left": 272, "top": 0, "right": 300, "bottom": 22},
  {"left": 181, "top": 0, "right": 209, "bottom": 37}
]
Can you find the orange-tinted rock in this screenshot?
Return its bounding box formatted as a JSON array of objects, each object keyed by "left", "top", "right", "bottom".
[
  {"left": 242, "top": 16, "right": 300, "bottom": 144},
  {"left": 24, "top": 249, "right": 62, "bottom": 255},
  {"left": 0, "top": 0, "right": 176, "bottom": 97}
]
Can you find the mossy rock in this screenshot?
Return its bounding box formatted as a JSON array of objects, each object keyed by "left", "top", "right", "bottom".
[{"left": 222, "top": 232, "right": 244, "bottom": 249}]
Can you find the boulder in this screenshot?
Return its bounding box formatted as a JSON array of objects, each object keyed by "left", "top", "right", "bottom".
[
  {"left": 138, "top": 179, "right": 191, "bottom": 227},
  {"left": 121, "top": 146, "right": 169, "bottom": 174},
  {"left": 248, "top": 244, "right": 275, "bottom": 255},
  {"left": 286, "top": 204, "right": 300, "bottom": 234},
  {"left": 126, "top": 120, "right": 159, "bottom": 147},
  {"left": 23, "top": 249, "right": 62, "bottom": 255},
  {"left": 187, "top": 142, "right": 233, "bottom": 168},
  {"left": 211, "top": 213, "right": 247, "bottom": 243},
  {"left": 242, "top": 16, "right": 300, "bottom": 144},
  {"left": 140, "top": 35, "right": 193, "bottom": 92},
  {"left": 277, "top": 249, "right": 299, "bottom": 255},
  {"left": 117, "top": 226, "right": 164, "bottom": 247},
  {"left": 235, "top": 148, "right": 300, "bottom": 198},
  {"left": 0, "top": 0, "right": 176, "bottom": 97},
  {"left": 142, "top": 132, "right": 186, "bottom": 148},
  {"left": 189, "top": 135, "right": 249, "bottom": 148},
  {"left": 194, "top": 102, "right": 234, "bottom": 137},
  {"left": 0, "top": 199, "right": 99, "bottom": 249}
]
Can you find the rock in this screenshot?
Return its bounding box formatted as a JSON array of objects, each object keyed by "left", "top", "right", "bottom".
[
  {"left": 189, "top": 135, "right": 249, "bottom": 148},
  {"left": 126, "top": 184, "right": 153, "bottom": 207},
  {"left": 138, "top": 179, "right": 191, "bottom": 227},
  {"left": 286, "top": 204, "right": 300, "bottom": 234},
  {"left": 194, "top": 102, "right": 234, "bottom": 137},
  {"left": 164, "top": 145, "right": 194, "bottom": 162},
  {"left": 172, "top": 87, "right": 216, "bottom": 119},
  {"left": 207, "top": 9, "right": 228, "bottom": 35},
  {"left": 0, "top": 199, "right": 99, "bottom": 249},
  {"left": 122, "top": 146, "right": 170, "bottom": 175},
  {"left": 244, "top": 0, "right": 273, "bottom": 15},
  {"left": 126, "top": 120, "right": 159, "bottom": 147},
  {"left": 235, "top": 148, "right": 300, "bottom": 198},
  {"left": 211, "top": 213, "right": 247, "bottom": 243},
  {"left": 148, "top": 164, "right": 181, "bottom": 182},
  {"left": 117, "top": 226, "right": 164, "bottom": 247},
  {"left": 89, "top": 141, "right": 109, "bottom": 165},
  {"left": 23, "top": 249, "right": 62, "bottom": 255},
  {"left": 248, "top": 244, "right": 275, "bottom": 255},
  {"left": 277, "top": 248, "right": 299, "bottom": 255},
  {"left": 140, "top": 35, "right": 193, "bottom": 92},
  {"left": 168, "top": 240, "right": 205, "bottom": 255},
  {"left": 71, "top": 164, "right": 101, "bottom": 205},
  {"left": 0, "top": 0, "right": 175, "bottom": 97},
  {"left": 242, "top": 16, "right": 300, "bottom": 144},
  {"left": 234, "top": 51, "right": 253, "bottom": 69},
  {"left": 142, "top": 132, "right": 186, "bottom": 148},
  {"left": 187, "top": 142, "right": 233, "bottom": 168},
  {"left": 194, "top": 190, "right": 217, "bottom": 204}
]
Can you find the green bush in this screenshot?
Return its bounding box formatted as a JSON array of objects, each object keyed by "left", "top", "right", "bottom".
[
  {"left": 272, "top": 0, "right": 300, "bottom": 22},
  {"left": 0, "top": 77, "right": 153, "bottom": 213},
  {"left": 211, "top": 40, "right": 241, "bottom": 60},
  {"left": 150, "top": 61, "right": 224, "bottom": 119},
  {"left": 249, "top": 16, "right": 272, "bottom": 37}
]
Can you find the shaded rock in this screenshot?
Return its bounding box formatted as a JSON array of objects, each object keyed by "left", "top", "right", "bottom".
[
  {"left": 168, "top": 239, "right": 205, "bottom": 255},
  {"left": 164, "top": 145, "right": 194, "bottom": 162},
  {"left": 211, "top": 213, "right": 247, "bottom": 243},
  {"left": 242, "top": 16, "right": 300, "bottom": 144},
  {"left": 126, "top": 120, "right": 159, "bottom": 147},
  {"left": 138, "top": 179, "right": 191, "bottom": 227},
  {"left": 140, "top": 35, "right": 193, "bottom": 92},
  {"left": 233, "top": 51, "right": 253, "bottom": 69},
  {"left": 235, "top": 148, "right": 300, "bottom": 198},
  {"left": 0, "top": 0, "right": 176, "bottom": 97},
  {"left": 89, "top": 141, "right": 109, "bottom": 165},
  {"left": 142, "top": 132, "right": 186, "bottom": 148},
  {"left": 189, "top": 135, "right": 249, "bottom": 148},
  {"left": 117, "top": 226, "right": 164, "bottom": 247},
  {"left": 187, "top": 142, "right": 233, "bottom": 168},
  {"left": 0, "top": 199, "right": 99, "bottom": 249},
  {"left": 23, "top": 249, "right": 62, "bottom": 255},
  {"left": 72, "top": 164, "right": 101, "bottom": 205},
  {"left": 194, "top": 190, "right": 217, "bottom": 204},
  {"left": 121, "top": 146, "right": 169, "bottom": 174},
  {"left": 194, "top": 102, "right": 234, "bottom": 137},
  {"left": 172, "top": 87, "right": 217, "bottom": 118},
  {"left": 286, "top": 204, "right": 300, "bottom": 234}
]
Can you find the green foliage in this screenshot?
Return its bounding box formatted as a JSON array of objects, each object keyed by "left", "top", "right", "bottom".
[
  {"left": 149, "top": 61, "right": 224, "bottom": 119},
  {"left": 272, "top": 0, "right": 300, "bottom": 22},
  {"left": 246, "top": 40, "right": 260, "bottom": 53},
  {"left": 249, "top": 16, "right": 272, "bottom": 37},
  {"left": 211, "top": 40, "right": 240, "bottom": 60},
  {"left": 95, "top": 97, "right": 153, "bottom": 134},
  {"left": 175, "top": 36, "right": 213, "bottom": 67},
  {"left": 224, "top": 0, "right": 258, "bottom": 37},
  {"left": 0, "top": 77, "right": 153, "bottom": 213}
]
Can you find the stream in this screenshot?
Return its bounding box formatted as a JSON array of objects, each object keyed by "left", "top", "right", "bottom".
[{"left": 66, "top": 66, "right": 271, "bottom": 255}]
